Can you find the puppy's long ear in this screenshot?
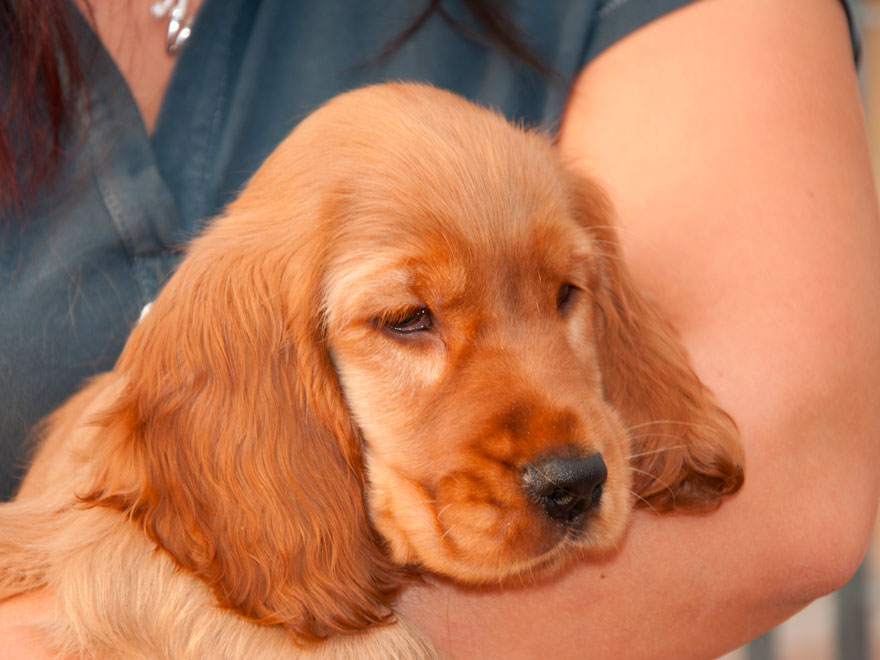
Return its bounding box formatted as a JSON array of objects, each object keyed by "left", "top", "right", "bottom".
[
  {"left": 569, "top": 176, "right": 744, "bottom": 512},
  {"left": 82, "top": 209, "right": 406, "bottom": 641}
]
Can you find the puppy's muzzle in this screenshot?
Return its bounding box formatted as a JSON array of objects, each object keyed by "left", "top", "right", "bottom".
[{"left": 521, "top": 453, "right": 607, "bottom": 525}]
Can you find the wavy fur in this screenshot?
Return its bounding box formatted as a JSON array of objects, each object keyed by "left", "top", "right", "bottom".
[{"left": 0, "top": 83, "right": 742, "bottom": 658}]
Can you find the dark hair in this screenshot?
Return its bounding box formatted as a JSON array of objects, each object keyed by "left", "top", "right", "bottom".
[
  {"left": 0, "top": 0, "right": 547, "bottom": 217},
  {"left": 1, "top": 0, "right": 86, "bottom": 213},
  {"left": 375, "top": 0, "right": 553, "bottom": 77}
]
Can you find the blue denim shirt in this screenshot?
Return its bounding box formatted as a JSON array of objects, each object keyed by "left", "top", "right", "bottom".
[{"left": 0, "top": 0, "right": 860, "bottom": 498}]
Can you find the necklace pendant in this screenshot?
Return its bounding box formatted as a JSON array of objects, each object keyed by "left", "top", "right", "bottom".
[{"left": 149, "top": 0, "right": 193, "bottom": 55}]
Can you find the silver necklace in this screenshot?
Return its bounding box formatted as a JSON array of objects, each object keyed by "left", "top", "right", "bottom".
[{"left": 149, "top": 0, "right": 193, "bottom": 55}]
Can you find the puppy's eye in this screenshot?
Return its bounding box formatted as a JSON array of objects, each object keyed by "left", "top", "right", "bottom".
[
  {"left": 386, "top": 307, "right": 432, "bottom": 333},
  {"left": 556, "top": 283, "right": 579, "bottom": 315}
]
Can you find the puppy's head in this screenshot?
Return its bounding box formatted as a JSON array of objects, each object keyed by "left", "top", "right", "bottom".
[
  {"left": 84, "top": 84, "right": 742, "bottom": 641},
  {"left": 310, "top": 85, "right": 742, "bottom": 581}
]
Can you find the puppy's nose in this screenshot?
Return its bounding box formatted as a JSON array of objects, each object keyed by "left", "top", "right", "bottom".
[{"left": 521, "top": 453, "right": 607, "bottom": 523}]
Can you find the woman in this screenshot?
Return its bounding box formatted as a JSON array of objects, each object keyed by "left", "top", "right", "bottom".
[{"left": 1, "top": 0, "right": 877, "bottom": 657}]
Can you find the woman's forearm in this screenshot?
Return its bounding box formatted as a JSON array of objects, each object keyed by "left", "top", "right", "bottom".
[{"left": 401, "top": 0, "right": 880, "bottom": 656}]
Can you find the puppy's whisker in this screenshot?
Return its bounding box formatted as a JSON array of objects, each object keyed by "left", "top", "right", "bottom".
[
  {"left": 627, "top": 489, "right": 660, "bottom": 514},
  {"left": 626, "top": 467, "right": 676, "bottom": 503},
  {"left": 631, "top": 432, "right": 681, "bottom": 446},
  {"left": 627, "top": 445, "right": 685, "bottom": 460},
  {"left": 439, "top": 523, "right": 458, "bottom": 542},
  {"left": 435, "top": 503, "right": 454, "bottom": 522},
  {"left": 626, "top": 466, "right": 673, "bottom": 483},
  {"left": 587, "top": 238, "right": 624, "bottom": 251},
  {"left": 626, "top": 420, "right": 717, "bottom": 433},
  {"left": 585, "top": 224, "right": 662, "bottom": 254}
]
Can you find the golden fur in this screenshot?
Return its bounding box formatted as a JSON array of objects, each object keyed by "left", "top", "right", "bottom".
[{"left": 0, "top": 83, "right": 743, "bottom": 659}]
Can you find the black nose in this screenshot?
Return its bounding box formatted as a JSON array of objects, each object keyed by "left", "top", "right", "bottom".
[{"left": 521, "top": 453, "right": 607, "bottom": 523}]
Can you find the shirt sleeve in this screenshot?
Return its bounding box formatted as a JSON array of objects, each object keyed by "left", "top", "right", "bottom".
[{"left": 583, "top": 0, "right": 861, "bottom": 67}]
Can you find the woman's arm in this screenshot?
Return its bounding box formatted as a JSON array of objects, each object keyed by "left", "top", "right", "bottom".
[
  {"left": 400, "top": 0, "right": 880, "bottom": 657},
  {"left": 1, "top": 1, "right": 876, "bottom": 658},
  {"left": 0, "top": 593, "right": 58, "bottom": 660}
]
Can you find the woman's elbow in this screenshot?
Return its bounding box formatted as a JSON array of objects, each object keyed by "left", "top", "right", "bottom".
[{"left": 746, "top": 370, "right": 880, "bottom": 608}]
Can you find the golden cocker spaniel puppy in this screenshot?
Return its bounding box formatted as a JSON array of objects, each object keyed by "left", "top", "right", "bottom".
[{"left": 0, "top": 83, "right": 743, "bottom": 659}]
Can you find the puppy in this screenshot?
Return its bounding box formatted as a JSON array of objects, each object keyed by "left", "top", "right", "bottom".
[{"left": 0, "top": 83, "right": 743, "bottom": 659}]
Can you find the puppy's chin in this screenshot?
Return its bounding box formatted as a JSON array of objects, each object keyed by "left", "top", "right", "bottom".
[{"left": 365, "top": 457, "right": 633, "bottom": 584}]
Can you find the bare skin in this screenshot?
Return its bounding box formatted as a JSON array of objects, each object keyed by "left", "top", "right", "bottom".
[
  {"left": 402, "top": 0, "right": 880, "bottom": 657},
  {"left": 2, "top": 0, "right": 878, "bottom": 658},
  {"left": 75, "top": 0, "right": 204, "bottom": 133}
]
